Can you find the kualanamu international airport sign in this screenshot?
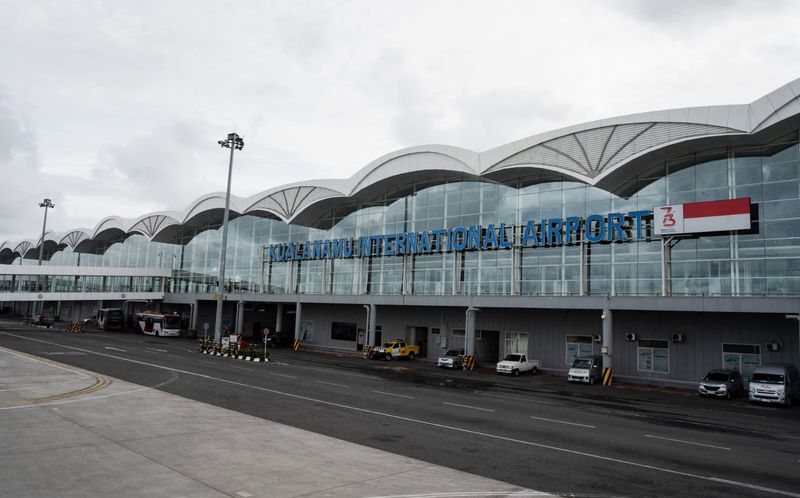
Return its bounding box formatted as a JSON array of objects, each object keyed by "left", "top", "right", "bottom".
[
  {"left": 265, "top": 198, "right": 752, "bottom": 262},
  {"left": 266, "top": 210, "right": 653, "bottom": 262}
]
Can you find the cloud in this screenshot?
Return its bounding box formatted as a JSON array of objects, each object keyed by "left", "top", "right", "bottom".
[
  {"left": 2, "top": 0, "right": 800, "bottom": 246},
  {"left": 95, "top": 119, "right": 226, "bottom": 212},
  {"left": 0, "top": 93, "right": 46, "bottom": 242}
]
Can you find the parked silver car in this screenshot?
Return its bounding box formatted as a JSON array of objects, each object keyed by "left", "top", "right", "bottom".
[
  {"left": 698, "top": 369, "right": 744, "bottom": 399},
  {"left": 568, "top": 355, "right": 603, "bottom": 384},
  {"left": 437, "top": 349, "right": 464, "bottom": 369}
]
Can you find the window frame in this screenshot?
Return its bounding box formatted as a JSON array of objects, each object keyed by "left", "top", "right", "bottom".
[{"left": 637, "top": 338, "right": 670, "bottom": 374}]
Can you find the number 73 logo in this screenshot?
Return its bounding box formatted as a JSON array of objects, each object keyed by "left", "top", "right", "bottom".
[{"left": 660, "top": 206, "right": 676, "bottom": 227}]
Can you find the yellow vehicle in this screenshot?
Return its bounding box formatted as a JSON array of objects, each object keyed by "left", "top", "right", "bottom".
[{"left": 373, "top": 340, "right": 420, "bottom": 360}]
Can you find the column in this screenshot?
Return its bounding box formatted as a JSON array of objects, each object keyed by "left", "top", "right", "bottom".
[
  {"left": 276, "top": 303, "right": 284, "bottom": 332},
  {"left": 190, "top": 299, "right": 199, "bottom": 330},
  {"left": 465, "top": 307, "right": 477, "bottom": 357},
  {"left": 236, "top": 301, "right": 245, "bottom": 335},
  {"left": 294, "top": 302, "right": 303, "bottom": 342},
  {"left": 367, "top": 303, "right": 377, "bottom": 346},
  {"left": 601, "top": 303, "right": 613, "bottom": 371}
]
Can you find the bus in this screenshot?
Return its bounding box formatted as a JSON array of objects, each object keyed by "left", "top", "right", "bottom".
[
  {"left": 97, "top": 308, "right": 124, "bottom": 331},
  {"left": 134, "top": 311, "right": 182, "bottom": 337}
]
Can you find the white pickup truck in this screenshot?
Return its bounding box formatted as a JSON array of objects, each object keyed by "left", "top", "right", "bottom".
[{"left": 496, "top": 353, "right": 540, "bottom": 376}]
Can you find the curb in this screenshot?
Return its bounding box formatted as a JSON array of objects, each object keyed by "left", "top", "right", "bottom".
[{"left": 200, "top": 350, "right": 269, "bottom": 363}]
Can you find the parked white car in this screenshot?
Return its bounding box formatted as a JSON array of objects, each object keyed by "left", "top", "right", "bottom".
[{"left": 496, "top": 354, "right": 540, "bottom": 376}]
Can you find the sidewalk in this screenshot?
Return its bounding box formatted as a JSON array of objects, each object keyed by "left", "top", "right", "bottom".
[{"left": 0, "top": 346, "right": 544, "bottom": 498}]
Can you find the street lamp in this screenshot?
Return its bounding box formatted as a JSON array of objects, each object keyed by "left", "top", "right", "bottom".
[
  {"left": 213, "top": 133, "right": 244, "bottom": 342},
  {"left": 36, "top": 198, "right": 55, "bottom": 317}
]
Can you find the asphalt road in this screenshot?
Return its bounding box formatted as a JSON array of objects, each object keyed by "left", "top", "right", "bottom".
[{"left": 2, "top": 320, "right": 799, "bottom": 498}]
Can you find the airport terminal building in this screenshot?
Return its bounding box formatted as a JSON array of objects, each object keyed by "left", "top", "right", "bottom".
[{"left": 2, "top": 79, "right": 800, "bottom": 385}]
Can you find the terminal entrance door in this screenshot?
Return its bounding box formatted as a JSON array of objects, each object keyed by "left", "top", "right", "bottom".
[
  {"left": 406, "top": 326, "right": 428, "bottom": 356},
  {"left": 475, "top": 330, "right": 500, "bottom": 362}
]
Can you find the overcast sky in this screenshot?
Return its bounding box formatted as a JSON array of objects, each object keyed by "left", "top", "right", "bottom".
[{"left": 1, "top": 0, "right": 798, "bottom": 242}]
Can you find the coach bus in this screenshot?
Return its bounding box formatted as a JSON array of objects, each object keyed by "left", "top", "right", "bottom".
[
  {"left": 97, "top": 308, "right": 124, "bottom": 331},
  {"left": 134, "top": 311, "right": 182, "bottom": 337}
]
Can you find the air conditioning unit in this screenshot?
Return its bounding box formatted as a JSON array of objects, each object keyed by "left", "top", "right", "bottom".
[
  {"left": 671, "top": 333, "right": 684, "bottom": 343},
  {"left": 625, "top": 332, "right": 637, "bottom": 342},
  {"left": 593, "top": 334, "right": 602, "bottom": 342},
  {"left": 766, "top": 340, "right": 782, "bottom": 352}
]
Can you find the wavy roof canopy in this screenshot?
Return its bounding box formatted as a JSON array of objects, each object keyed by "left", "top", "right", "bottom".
[{"left": 2, "top": 78, "right": 800, "bottom": 263}]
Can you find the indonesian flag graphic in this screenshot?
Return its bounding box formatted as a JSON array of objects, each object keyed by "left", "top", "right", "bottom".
[{"left": 654, "top": 198, "right": 751, "bottom": 235}]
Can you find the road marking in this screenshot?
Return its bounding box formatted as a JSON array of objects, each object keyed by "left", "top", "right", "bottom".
[
  {"left": 266, "top": 372, "right": 297, "bottom": 379},
  {"left": 644, "top": 434, "right": 731, "bottom": 451},
  {"left": 479, "top": 391, "right": 565, "bottom": 407},
  {"left": 316, "top": 380, "right": 350, "bottom": 388},
  {"left": 530, "top": 415, "right": 596, "bottom": 428},
  {"left": 624, "top": 410, "right": 800, "bottom": 441},
  {"left": 373, "top": 390, "right": 414, "bottom": 399},
  {"left": 230, "top": 365, "right": 252, "bottom": 372},
  {"left": 0, "top": 346, "right": 110, "bottom": 408},
  {"left": 104, "top": 346, "right": 127, "bottom": 352},
  {"left": 145, "top": 347, "right": 168, "bottom": 353},
  {"left": 444, "top": 402, "right": 494, "bottom": 412},
  {"left": 3, "top": 332, "right": 798, "bottom": 498},
  {"left": 197, "top": 360, "right": 216, "bottom": 365},
  {"left": 371, "top": 493, "right": 550, "bottom": 498}
]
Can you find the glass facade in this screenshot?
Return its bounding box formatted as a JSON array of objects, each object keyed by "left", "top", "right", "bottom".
[{"left": 10, "top": 131, "right": 800, "bottom": 298}]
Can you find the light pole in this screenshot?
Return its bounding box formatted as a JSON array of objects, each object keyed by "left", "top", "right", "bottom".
[
  {"left": 36, "top": 198, "right": 55, "bottom": 318},
  {"left": 213, "top": 133, "right": 244, "bottom": 342}
]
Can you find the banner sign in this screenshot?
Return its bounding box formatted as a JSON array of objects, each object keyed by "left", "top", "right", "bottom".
[
  {"left": 267, "top": 210, "right": 652, "bottom": 262},
  {"left": 654, "top": 198, "right": 751, "bottom": 236}
]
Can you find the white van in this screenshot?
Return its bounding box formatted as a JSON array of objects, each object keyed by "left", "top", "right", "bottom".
[{"left": 748, "top": 363, "right": 800, "bottom": 407}]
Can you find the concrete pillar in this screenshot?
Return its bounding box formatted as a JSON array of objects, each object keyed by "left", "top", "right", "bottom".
[
  {"left": 190, "top": 300, "right": 199, "bottom": 330},
  {"left": 56, "top": 300, "right": 61, "bottom": 320},
  {"left": 294, "top": 302, "right": 303, "bottom": 341},
  {"left": 236, "top": 301, "right": 245, "bottom": 335},
  {"left": 465, "top": 308, "right": 477, "bottom": 357},
  {"left": 367, "top": 303, "right": 377, "bottom": 346},
  {"left": 276, "top": 303, "right": 284, "bottom": 332},
  {"left": 602, "top": 303, "right": 613, "bottom": 370}
]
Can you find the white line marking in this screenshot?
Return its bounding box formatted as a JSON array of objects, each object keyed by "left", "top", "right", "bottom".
[
  {"left": 104, "top": 346, "right": 127, "bottom": 352},
  {"left": 197, "top": 360, "right": 216, "bottom": 365},
  {"left": 478, "top": 391, "right": 566, "bottom": 407},
  {"left": 371, "top": 492, "right": 549, "bottom": 498},
  {"left": 624, "top": 410, "right": 800, "bottom": 441},
  {"left": 644, "top": 434, "right": 731, "bottom": 451},
  {"left": 230, "top": 365, "right": 252, "bottom": 371},
  {"left": 443, "top": 402, "right": 494, "bottom": 412},
  {"left": 3, "top": 332, "right": 798, "bottom": 498},
  {"left": 316, "top": 380, "right": 350, "bottom": 388},
  {"left": 530, "top": 415, "right": 596, "bottom": 428},
  {"left": 145, "top": 347, "right": 167, "bottom": 353},
  {"left": 0, "top": 347, "right": 93, "bottom": 379},
  {"left": 373, "top": 390, "right": 414, "bottom": 399},
  {"left": 266, "top": 372, "right": 297, "bottom": 379}
]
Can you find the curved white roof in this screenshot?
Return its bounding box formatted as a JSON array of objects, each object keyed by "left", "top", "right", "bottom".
[{"left": 3, "top": 78, "right": 800, "bottom": 262}]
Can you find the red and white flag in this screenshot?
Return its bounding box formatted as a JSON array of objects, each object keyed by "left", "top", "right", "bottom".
[{"left": 654, "top": 198, "right": 751, "bottom": 235}]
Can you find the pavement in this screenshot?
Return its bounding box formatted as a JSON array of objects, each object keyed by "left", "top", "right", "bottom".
[{"left": 0, "top": 345, "right": 546, "bottom": 498}]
